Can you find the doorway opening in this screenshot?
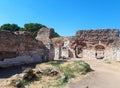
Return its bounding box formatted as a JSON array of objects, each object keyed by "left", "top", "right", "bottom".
[
  {"left": 75, "top": 45, "right": 83, "bottom": 58},
  {"left": 95, "top": 45, "right": 105, "bottom": 59}
]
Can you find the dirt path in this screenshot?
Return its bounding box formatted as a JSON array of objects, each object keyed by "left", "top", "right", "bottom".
[{"left": 69, "top": 59, "right": 120, "bottom": 88}]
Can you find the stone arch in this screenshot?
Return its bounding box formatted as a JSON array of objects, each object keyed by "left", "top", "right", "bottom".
[
  {"left": 95, "top": 45, "right": 105, "bottom": 59},
  {"left": 75, "top": 45, "right": 83, "bottom": 58},
  {"left": 75, "top": 42, "right": 87, "bottom": 58},
  {"left": 95, "top": 45, "right": 105, "bottom": 50}
]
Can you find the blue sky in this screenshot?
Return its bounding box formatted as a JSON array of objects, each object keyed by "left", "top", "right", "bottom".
[{"left": 0, "top": 0, "right": 120, "bottom": 36}]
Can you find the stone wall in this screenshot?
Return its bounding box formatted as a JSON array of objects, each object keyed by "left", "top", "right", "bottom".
[
  {"left": 36, "top": 27, "right": 55, "bottom": 44},
  {"left": 81, "top": 48, "right": 120, "bottom": 61},
  {"left": 13, "top": 29, "right": 120, "bottom": 62},
  {"left": 104, "top": 49, "right": 120, "bottom": 61},
  {"left": 0, "top": 54, "right": 42, "bottom": 67},
  {"left": 52, "top": 29, "right": 120, "bottom": 61},
  {"left": 76, "top": 29, "right": 119, "bottom": 41},
  {"left": 0, "top": 30, "right": 49, "bottom": 67},
  {"left": 52, "top": 37, "right": 76, "bottom": 59},
  {"left": 1, "top": 28, "right": 120, "bottom": 67},
  {"left": 83, "top": 49, "right": 96, "bottom": 60},
  {"left": 36, "top": 27, "right": 55, "bottom": 61},
  {"left": 54, "top": 46, "right": 61, "bottom": 60}
]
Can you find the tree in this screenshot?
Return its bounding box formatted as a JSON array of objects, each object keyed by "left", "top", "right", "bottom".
[
  {"left": 0, "top": 23, "right": 20, "bottom": 31},
  {"left": 19, "top": 28, "right": 26, "bottom": 31},
  {"left": 0, "top": 23, "right": 60, "bottom": 37},
  {"left": 24, "top": 23, "right": 46, "bottom": 37},
  {"left": 53, "top": 32, "right": 60, "bottom": 37}
]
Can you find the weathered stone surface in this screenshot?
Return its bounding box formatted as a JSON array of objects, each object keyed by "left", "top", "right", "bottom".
[
  {"left": 76, "top": 29, "right": 119, "bottom": 41},
  {"left": 0, "top": 31, "right": 18, "bottom": 60},
  {"left": 0, "top": 31, "right": 46, "bottom": 60},
  {"left": 36, "top": 27, "right": 55, "bottom": 44},
  {"left": 1, "top": 28, "right": 120, "bottom": 67},
  {"left": 52, "top": 37, "right": 76, "bottom": 59},
  {"left": 52, "top": 29, "right": 120, "bottom": 61},
  {"left": 22, "top": 67, "right": 35, "bottom": 80},
  {"left": 15, "top": 31, "right": 45, "bottom": 56},
  {"left": 36, "top": 27, "right": 55, "bottom": 61},
  {"left": 0, "top": 54, "right": 39, "bottom": 67},
  {"left": 0, "top": 30, "right": 51, "bottom": 67},
  {"left": 35, "top": 67, "right": 59, "bottom": 77}
]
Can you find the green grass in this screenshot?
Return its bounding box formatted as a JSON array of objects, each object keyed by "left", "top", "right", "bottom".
[
  {"left": 53, "top": 79, "right": 68, "bottom": 88},
  {"left": 10, "top": 60, "right": 92, "bottom": 88},
  {"left": 11, "top": 79, "right": 27, "bottom": 88},
  {"left": 60, "top": 64, "right": 75, "bottom": 79},
  {"left": 11, "top": 74, "right": 41, "bottom": 87},
  {"left": 46, "top": 61, "right": 64, "bottom": 67},
  {"left": 53, "top": 60, "right": 92, "bottom": 87},
  {"left": 73, "top": 60, "right": 92, "bottom": 74}
]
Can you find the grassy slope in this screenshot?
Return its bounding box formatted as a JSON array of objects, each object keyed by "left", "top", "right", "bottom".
[{"left": 1, "top": 60, "right": 92, "bottom": 88}]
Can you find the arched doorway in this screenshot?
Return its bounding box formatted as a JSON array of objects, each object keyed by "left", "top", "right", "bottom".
[
  {"left": 95, "top": 45, "right": 105, "bottom": 59},
  {"left": 75, "top": 45, "right": 83, "bottom": 58},
  {"left": 75, "top": 42, "right": 86, "bottom": 58}
]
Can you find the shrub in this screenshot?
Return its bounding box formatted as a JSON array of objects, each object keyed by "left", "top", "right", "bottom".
[{"left": 74, "top": 61, "right": 91, "bottom": 74}]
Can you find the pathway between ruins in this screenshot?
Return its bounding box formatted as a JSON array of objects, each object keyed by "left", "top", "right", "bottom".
[{"left": 69, "top": 59, "right": 120, "bottom": 88}]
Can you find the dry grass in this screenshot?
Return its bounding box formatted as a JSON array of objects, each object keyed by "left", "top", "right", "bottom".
[
  {"left": 52, "top": 37, "right": 63, "bottom": 43},
  {"left": 0, "top": 60, "right": 92, "bottom": 88}
]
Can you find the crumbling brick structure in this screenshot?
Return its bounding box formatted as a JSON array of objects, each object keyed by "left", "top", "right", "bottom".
[
  {"left": 0, "top": 30, "right": 51, "bottom": 67},
  {"left": 1, "top": 28, "right": 120, "bottom": 67},
  {"left": 53, "top": 29, "right": 120, "bottom": 61}
]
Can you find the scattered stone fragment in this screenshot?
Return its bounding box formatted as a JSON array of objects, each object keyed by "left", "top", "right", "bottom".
[
  {"left": 50, "top": 69, "right": 59, "bottom": 76},
  {"left": 61, "top": 73, "right": 68, "bottom": 82},
  {"left": 14, "top": 81, "right": 22, "bottom": 88},
  {"left": 22, "top": 68, "right": 35, "bottom": 80}
]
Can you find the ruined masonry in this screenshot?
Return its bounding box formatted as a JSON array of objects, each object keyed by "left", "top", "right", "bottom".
[
  {"left": 52, "top": 29, "right": 120, "bottom": 61},
  {"left": 0, "top": 28, "right": 120, "bottom": 67},
  {"left": 0, "top": 30, "right": 53, "bottom": 67}
]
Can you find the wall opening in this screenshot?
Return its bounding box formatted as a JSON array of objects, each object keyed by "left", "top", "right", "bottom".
[
  {"left": 95, "top": 45, "right": 105, "bottom": 59},
  {"left": 75, "top": 45, "right": 83, "bottom": 58}
]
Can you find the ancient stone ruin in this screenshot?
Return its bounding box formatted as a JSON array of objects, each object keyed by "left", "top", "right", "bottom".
[
  {"left": 52, "top": 29, "right": 120, "bottom": 61},
  {"left": 0, "top": 30, "right": 53, "bottom": 67},
  {"left": 0, "top": 28, "right": 120, "bottom": 67}
]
